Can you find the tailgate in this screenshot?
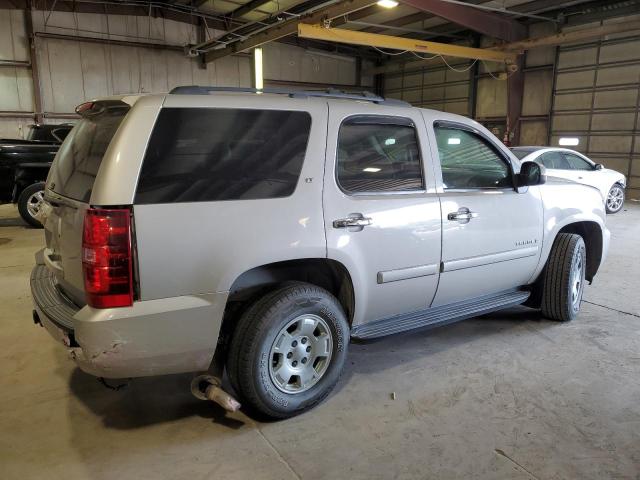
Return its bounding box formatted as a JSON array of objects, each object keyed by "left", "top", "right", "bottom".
[
  {"left": 41, "top": 100, "right": 130, "bottom": 305},
  {"left": 42, "top": 193, "right": 90, "bottom": 305}
]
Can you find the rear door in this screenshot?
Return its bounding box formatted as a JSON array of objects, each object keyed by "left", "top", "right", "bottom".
[
  {"left": 43, "top": 101, "right": 130, "bottom": 305},
  {"left": 323, "top": 103, "right": 441, "bottom": 326},
  {"left": 425, "top": 117, "right": 543, "bottom": 307}
]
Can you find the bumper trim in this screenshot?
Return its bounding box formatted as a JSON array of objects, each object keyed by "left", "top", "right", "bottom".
[{"left": 30, "top": 264, "right": 79, "bottom": 332}]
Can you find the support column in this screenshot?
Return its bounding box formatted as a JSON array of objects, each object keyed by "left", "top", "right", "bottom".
[
  {"left": 24, "top": 0, "right": 43, "bottom": 124},
  {"left": 506, "top": 55, "right": 524, "bottom": 146}
]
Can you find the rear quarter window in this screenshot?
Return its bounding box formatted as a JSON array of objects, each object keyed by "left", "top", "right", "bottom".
[{"left": 135, "top": 108, "right": 312, "bottom": 204}]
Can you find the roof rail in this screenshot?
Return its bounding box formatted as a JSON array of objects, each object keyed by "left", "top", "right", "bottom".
[{"left": 168, "top": 85, "right": 410, "bottom": 106}]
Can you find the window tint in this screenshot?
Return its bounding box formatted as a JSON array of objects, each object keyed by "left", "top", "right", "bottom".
[
  {"left": 51, "top": 105, "right": 128, "bottom": 202},
  {"left": 135, "top": 108, "right": 312, "bottom": 204},
  {"left": 434, "top": 126, "right": 512, "bottom": 189},
  {"left": 539, "top": 151, "right": 570, "bottom": 169},
  {"left": 336, "top": 118, "right": 423, "bottom": 194},
  {"left": 563, "top": 152, "right": 593, "bottom": 171}
]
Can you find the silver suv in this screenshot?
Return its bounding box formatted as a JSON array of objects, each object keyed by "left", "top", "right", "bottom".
[{"left": 31, "top": 87, "right": 610, "bottom": 418}]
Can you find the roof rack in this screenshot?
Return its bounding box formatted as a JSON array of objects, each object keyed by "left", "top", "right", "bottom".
[{"left": 168, "top": 85, "right": 410, "bottom": 106}]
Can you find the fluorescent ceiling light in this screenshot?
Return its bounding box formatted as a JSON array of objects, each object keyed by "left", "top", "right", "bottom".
[
  {"left": 559, "top": 137, "right": 579, "bottom": 146},
  {"left": 363, "top": 167, "right": 381, "bottom": 173},
  {"left": 385, "top": 138, "right": 396, "bottom": 145},
  {"left": 254, "top": 47, "right": 263, "bottom": 90},
  {"left": 377, "top": 0, "right": 399, "bottom": 8},
  {"left": 447, "top": 137, "right": 461, "bottom": 145}
]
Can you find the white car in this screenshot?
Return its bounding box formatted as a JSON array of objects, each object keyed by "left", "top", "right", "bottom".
[{"left": 511, "top": 147, "right": 627, "bottom": 214}]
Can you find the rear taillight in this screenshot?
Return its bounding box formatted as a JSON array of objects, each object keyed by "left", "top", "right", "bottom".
[{"left": 82, "top": 208, "right": 133, "bottom": 308}]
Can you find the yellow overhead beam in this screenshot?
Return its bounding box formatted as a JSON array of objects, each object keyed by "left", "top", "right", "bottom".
[{"left": 298, "top": 24, "right": 518, "bottom": 64}]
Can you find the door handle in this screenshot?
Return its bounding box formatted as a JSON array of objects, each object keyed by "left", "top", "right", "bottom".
[
  {"left": 333, "top": 214, "right": 372, "bottom": 229},
  {"left": 447, "top": 207, "right": 478, "bottom": 223}
]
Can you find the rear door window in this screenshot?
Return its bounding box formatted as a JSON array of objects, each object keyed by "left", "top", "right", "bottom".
[
  {"left": 135, "top": 108, "right": 312, "bottom": 204},
  {"left": 51, "top": 103, "right": 128, "bottom": 202},
  {"left": 336, "top": 117, "right": 424, "bottom": 194}
]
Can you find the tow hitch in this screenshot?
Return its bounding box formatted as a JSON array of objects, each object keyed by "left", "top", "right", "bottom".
[{"left": 190, "top": 374, "right": 241, "bottom": 413}]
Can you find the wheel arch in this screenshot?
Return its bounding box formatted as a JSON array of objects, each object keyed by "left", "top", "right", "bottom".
[
  {"left": 12, "top": 166, "right": 48, "bottom": 202},
  {"left": 557, "top": 221, "right": 603, "bottom": 282},
  {"left": 213, "top": 258, "right": 356, "bottom": 368}
]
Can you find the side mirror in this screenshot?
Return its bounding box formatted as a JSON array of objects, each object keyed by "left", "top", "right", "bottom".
[
  {"left": 595, "top": 163, "right": 604, "bottom": 170},
  {"left": 518, "top": 161, "right": 546, "bottom": 187}
]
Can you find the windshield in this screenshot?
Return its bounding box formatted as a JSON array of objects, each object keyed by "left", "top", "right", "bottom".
[{"left": 50, "top": 104, "right": 128, "bottom": 202}]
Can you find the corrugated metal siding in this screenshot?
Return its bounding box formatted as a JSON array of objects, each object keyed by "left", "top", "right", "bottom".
[
  {"left": 385, "top": 61, "right": 473, "bottom": 116},
  {"left": 0, "top": 10, "right": 33, "bottom": 115},
  {"left": 30, "top": 10, "right": 253, "bottom": 114},
  {"left": 0, "top": 9, "right": 362, "bottom": 139},
  {"left": 549, "top": 17, "right": 640, "bottom": 197}
]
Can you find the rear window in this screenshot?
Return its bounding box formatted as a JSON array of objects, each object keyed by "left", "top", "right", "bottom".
[
  {"left": 135, "top": 108, "right": 312, "bottom": 204},
  {"left": 51, "top": 104, "right": 128, "bottom": 202}
]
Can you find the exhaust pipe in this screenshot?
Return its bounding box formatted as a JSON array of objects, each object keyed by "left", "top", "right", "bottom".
[{"left": 190, "top": 374, "right": 241, "bottom": 413}]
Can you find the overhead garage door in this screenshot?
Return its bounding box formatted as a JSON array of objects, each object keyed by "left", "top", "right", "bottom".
[{"left": 549, "top": 23, "right": 640, "bottom": 199}]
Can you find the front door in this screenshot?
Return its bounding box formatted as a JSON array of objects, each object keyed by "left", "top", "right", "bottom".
[
  {"left": 424, "top": 116, "right": 544, "bottom": 307},
  {"left": 323, "top": 104, "right": 441, "bottom": 327}
]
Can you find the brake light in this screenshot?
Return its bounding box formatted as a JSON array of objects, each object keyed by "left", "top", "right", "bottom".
[{"left": 82, "top": 208, "right": 133, "bottom": 308}]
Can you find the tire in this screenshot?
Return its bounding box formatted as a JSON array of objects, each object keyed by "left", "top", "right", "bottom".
[
  {"left": 17, "top": 182, "right": 46, "bottom": 228},
  {"left": 541, "top": 233, "right": 586, "bottom": 322},
  {"left": 226, "top": 282, "right": 349, "bottom": 419},
  {"left": 605, "top": 184, "right": 624, "bottom": 214}
]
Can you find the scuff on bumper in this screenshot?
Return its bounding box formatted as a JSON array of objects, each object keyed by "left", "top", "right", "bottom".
[{"left": 31, "top": 261, "right": 229, "bottom": 379}]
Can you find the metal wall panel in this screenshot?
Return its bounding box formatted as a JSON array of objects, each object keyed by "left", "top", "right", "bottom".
[
  {"left": 0, "top": 10, "right": 33, "bottom": 114},
  {"left": 520, "top": 120, "right": 548, "bottom": 146},
  {"left": 476, "top": 76, "right": 507, "bottom": 118},
  {"left": 1, "top": 9, "right": 355, "bottom": 137},
  {"left": 384, "top": 61, "right": 472, "bottom": 116},
  {"left": 550, "top": 22, "right": 640, "bottom": 198},
  {"left": 523, "top": 70, "right": 552, "bottom": 116}
]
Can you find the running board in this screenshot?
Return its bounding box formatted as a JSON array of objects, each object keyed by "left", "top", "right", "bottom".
[{"left": 351, "top": 289, "right": 530, "bottom": 341}]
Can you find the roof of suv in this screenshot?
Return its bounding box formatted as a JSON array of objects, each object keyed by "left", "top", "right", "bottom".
[{"left": 167, "top": 85, "right": 411, "bottom": 107}]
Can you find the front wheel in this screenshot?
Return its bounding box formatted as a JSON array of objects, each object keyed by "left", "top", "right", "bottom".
[
  {"left": 605, "top": 184, "right": 624, "bottom": 214},
  {"left": 17, "top": 182, "right": 46, "bottom": 228},
  {"left": 541, "top": 233, "right": 586, "bottom": 322},
  {"left": 226, "top": 282, "right": 349, "bottom": 419}
]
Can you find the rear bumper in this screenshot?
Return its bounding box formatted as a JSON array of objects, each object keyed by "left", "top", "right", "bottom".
[{"left": 30, "top": 258, "right": 228, "bottom": 378}]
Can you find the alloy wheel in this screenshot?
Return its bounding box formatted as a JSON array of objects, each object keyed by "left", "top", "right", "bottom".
[{"left": 268, "top": 314, "right": 333, "bottom": 394}]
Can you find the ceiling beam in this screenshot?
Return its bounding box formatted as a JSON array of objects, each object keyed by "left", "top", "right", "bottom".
[
  {"left": 3, "top": 0, "right": 237, "bottom": 31},
  {"left": 204, "top": 0, "right": 377, "bottom": 62},
  {"left": 365, "top": 17, "right": 640, "bottom": 74},
  {"left": 497, "top": 19, "right": 640, "bottom": 51},
  {"left": 298, "top": 24, "right": 517, "bottom": 63},
  {"left": 398, "top": 0, "right": 527, "bottom": 41}
]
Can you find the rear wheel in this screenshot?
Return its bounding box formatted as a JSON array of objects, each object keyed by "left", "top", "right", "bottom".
[
  {"left": 17, "top": 182, "right": 46, "bottom": 228},
  {"left": 226, "top": 282, "right": 349, "bottom": 419},
  {"left": 541, "top": 233, "right": 586, "bottom": 322},
  {"left": 605, "top": 184, "right": 624, "bottom": 214}
]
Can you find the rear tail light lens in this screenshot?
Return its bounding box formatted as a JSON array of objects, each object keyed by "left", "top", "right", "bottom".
[{"left": 82, "top": 208, "right": 133, "bottom": 308}]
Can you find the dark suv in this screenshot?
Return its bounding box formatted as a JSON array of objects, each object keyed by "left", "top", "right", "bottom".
[{"left": 0, "top": 123, "right": 73, "bottom": 226}]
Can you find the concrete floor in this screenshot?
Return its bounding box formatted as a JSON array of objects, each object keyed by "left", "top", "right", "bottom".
[{"left": 1, "top": 202, "right": 639, "bottom": 480}]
